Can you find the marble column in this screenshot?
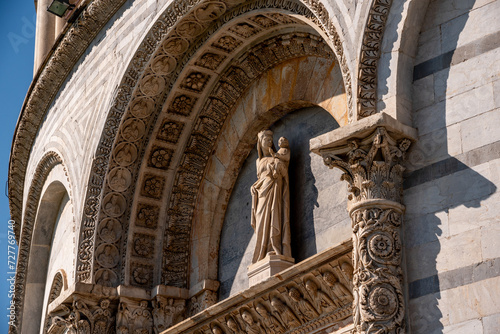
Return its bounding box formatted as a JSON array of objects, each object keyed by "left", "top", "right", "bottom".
[
  {"left": 311, "top": 113, "right": 417, "bottom": 333},
  {"left": 34, "top": 0, "right": 56, "bottom": 74}
]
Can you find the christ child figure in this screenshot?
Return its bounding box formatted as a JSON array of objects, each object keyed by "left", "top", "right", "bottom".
[{"left": 268, "top": 136, "right": 290, "bottom": 179}]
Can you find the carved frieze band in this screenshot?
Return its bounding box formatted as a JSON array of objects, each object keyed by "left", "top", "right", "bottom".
[
  {"left": 320, "top": 125, "right": 412, "bottom": 333},
  {"left": 162, "top": 244, "right": 354, "bottom": 334},
  {"left": 357, "top": 0, "right": 393, "bottom": 118}
]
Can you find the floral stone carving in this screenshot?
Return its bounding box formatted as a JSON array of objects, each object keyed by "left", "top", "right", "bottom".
[
  {"left": 47, "top": 298, "right": 115, "bottom": 334},
  {"left": 311, "top": 112, "right": 417, "bottom": 334}
]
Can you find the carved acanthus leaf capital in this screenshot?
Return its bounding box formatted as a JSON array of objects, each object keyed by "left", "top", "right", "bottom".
[{"left": 311, "top": 113, "right": 417, "bottom": 211}]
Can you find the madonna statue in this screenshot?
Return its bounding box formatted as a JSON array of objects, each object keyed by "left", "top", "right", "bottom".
[{"left": 251, "top": 130, "right": 292, "bottom": 263}]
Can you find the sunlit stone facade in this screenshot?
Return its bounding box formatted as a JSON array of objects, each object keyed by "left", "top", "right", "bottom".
[{"left": 9, "top": 0, "right": 500, "bottom": 333}]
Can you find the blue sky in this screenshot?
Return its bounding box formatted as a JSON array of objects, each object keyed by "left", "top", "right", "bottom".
[{"left": 0, "top": 0, "right": 36, "bottom": 332}]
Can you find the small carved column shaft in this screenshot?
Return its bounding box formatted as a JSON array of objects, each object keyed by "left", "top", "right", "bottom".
[{"left": 312, "top": 114, "right": 417, "bottom": 334}]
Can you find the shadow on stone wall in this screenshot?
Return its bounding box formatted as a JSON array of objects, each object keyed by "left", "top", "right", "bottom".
[
  {"left": 393, "top": 0, "right": 497, "bottom": 332},
  {"left": 218, "top": 107, "right": 341, "bottom": 299}
]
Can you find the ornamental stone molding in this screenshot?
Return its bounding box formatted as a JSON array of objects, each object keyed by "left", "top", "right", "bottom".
[
  {"left": 161, "top": 242, "right": 354, "bottom": 334},
  {"left": 357, "top": 0, "right": 394, "bottom": 119},
  {"left": 11, "top": 152, "right": 73, "bottom": 334},
  {"left": 72, "top": 0, "right": 350, "bottom": 292},
  {"left": 311, "top": 112, "right": 417, "bottom": 333},
  {"left": 9, "top": 0, "right": 360, "bottom": 243}
]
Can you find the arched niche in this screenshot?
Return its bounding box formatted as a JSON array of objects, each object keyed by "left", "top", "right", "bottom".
[
  {"left": 188, "top": 53, "right": 348, "bottom": 291},
  {"left": 75, "top": 0, "right": 352, "bottom": 293},
  {"left": 41, "top": 270, "right": 68, "bottom": 333},
  {"left": 20, "top": 161, "right": 74, "bottom": 334},
  {"left": 216, "top": 105, "right": 351, "bottom": 299}
]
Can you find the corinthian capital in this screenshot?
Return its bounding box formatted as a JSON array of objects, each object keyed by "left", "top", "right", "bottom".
[{"left": 311, "top": 113, "right": 417, "bottom": 211}]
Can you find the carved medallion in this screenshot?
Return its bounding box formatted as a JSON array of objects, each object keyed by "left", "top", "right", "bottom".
[
  {"left": 163, "top": 37, "right": 189, "bottom": 55},
  {"left": 194, "top": 2, "right": 226, "bottom": 22},
  {"left": 229, "top": 23, "right": 259, "bottom": 38},
  {"left": 176, "top": 20, "right": 204, "bottom": 38},
  {"left": 95, "top": 243, "right": 120, "bottom": 268},
  {"left": 108, "top": 166, "right": 132, "bottom": 192},
  {"left": 368, "top": 231, "right": 400, "bottom": 264},
  {"left": 129, "top": 97, "right": 155, "bottom": 118},
  {"left": 132, "top": 263, "right": 153, "bottom": 286},
  {"left": 140, "top": 75, "right": 166, "bottom": 96},
  {"left": 168, "top": 95, "right": 197, "bottom": 116},
  {"left": 151, "top": 55, "right": 177, "bottom": 75},
  {"left": 121, "top": 118, "right": 146, "bottom": 142},
  {"left": 195, "top": 52, "right": 226, "bottom": 70},
  {"left": 95, "top": 268, "right": 119, "bottom": 287},
  {"left": 136, "top": 203, "right": 160, "bottom": 229},
  {"left": 98, "top": 218, "right": 122, "bottom": 243},
  {"left": 149, "top": 146, "right": 173, "bottom": 170},
  {"left": 142, "top": 175, "right": 165, "bottom": 199},
  {"left": 133, "top": 233, "right": 155, "bottom": 258},
  {"left": 113, "top": 142, "right": 138, "bottom": 166},
  {"left": 366, "top": 284, "right": 398, "bottom": 319},
  {"left": 102, "top": 193, "right": 127, "bottom": 217},
  {"left": 157, "top": 119, "right": 184, "bottom": 143},
  {"left": 212, "top": 35, "right": 242, "bottom": 53},
  {"left": 182, "top": 72, "right": 209, "bottom": 92}
]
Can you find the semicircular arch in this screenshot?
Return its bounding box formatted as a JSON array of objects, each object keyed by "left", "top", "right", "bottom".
[
  {"left": 191, "top": 56, "right": 345, "bottom": 287},
  {"left": 75, "top": 0, "right": 352, "bottom": 290},
  {"left": 13, "top": 152, "right": 74, "bottom": 334}
]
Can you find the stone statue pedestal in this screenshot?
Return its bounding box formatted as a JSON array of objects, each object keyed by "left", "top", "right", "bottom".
[{"left": 248, "top": 254, "right": 295, "bottom": 286}]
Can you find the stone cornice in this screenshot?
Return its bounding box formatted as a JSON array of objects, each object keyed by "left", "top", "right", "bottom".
[{"left": 8, "top": 0, "right": 128, "bottom": 241}]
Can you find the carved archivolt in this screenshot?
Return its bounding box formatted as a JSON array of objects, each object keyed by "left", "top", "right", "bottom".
[
  {"left": 9, "top": 0, "right": 356, "bottom": 244},
  {"left": 11, "top": 152, "right": 73, "bottom": 333},
  {"left": 9, "top": 0, "right": 130, "bottom": 240},
  {"left": 357, "top": 0, "right": 394, "bottom": 118},
  {"left": 74, "top": 0, "right": 349, "bottom": 290}
]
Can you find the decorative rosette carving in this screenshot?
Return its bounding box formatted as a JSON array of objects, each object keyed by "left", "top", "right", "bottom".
[{"left": 316, "top": 119, "right": 416, "bottom": 333}]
